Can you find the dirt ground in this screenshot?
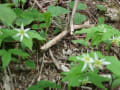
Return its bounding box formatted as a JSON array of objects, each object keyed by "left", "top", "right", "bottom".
[{"left": 1, "top": 0, "right": 120, "bottom": 90}]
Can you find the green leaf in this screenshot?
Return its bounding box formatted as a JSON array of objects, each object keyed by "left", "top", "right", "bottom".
[
  {"left": 0, "top": 49, "right": 7, "bottom": 56},
  {"left": 32, "top": 24, "right": 39, "bottom": 29},
  {"left": 74, "top": 24, "right": 120, "bottom": 47},
  {"left": 112, "top": 78, "right": 120, "bottom": 88},
  {"left": 74, "top": 13, "right": 86, "bottom": 24},
  {"left": 106, "top": 56, "right": 120, "bottom": 76},
  {"left": 12, "top": 0, "right": 19, "bottom": 7},
  {"left": 47, "top": 6, "right": 70, "bottom": 17},
  {"left": 87, "top": 72, "right": 108, "bottom": 89},
  {"left": 27, "top": 80, "right": 60, "bottom": 90},
  {"left": 20, "top": 0, "right": 26, "bottom": 5},
  {"left": 62, "top": 63, "right": 84, "bottom": 86},
  {"left": 27, "top": 85, "right": 43, "bottom": 90},
  {"left": 0, "top": 29, "right": 16, "bottom": 46},
  {"left": 8, "top": 49, "right": 29, "bottom": 59},
  {"left": 72, "top": 39, "right": 88, "bottom": 46},
  {"left": 68, "top": 1, "right": 87, "bottom": 10},
  {"left": 22, "top": 37, "right": 33, "bottom": 50},
  {"left": 1, "top": 51, "right": 11, "bottom": 68},
  {"left": 15, "top": 8, "right": 41, "bottom": 26},
  {"left": 98, "top": 17, "right": 105, "bottom": 24},
  {"left": 25, "top": 60, "right": 35, "bottom": 69},
  {"left": 28, "top": 30, "right": 45, "bottom": 41},
  {"left": 53, "top": 28, "right": 61, "bottom": 35},
  {"left": 96, "top": 4, "right": 106, "bottom": 11},
  {"left": 0, "top": 4, "right": 16, "bottom": 26}
]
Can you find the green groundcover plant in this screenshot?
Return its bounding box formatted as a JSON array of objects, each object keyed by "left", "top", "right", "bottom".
[{"left": 0, "top": 1, "right": 120, "bottom": 90}]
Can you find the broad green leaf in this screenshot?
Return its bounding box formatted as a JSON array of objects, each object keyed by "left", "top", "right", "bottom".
[
  {"left": 62, "top": 63, "right": 85, "bottom": 86},
  {"left": 36, "top": 80, "right": 60, "bottom": 88},
  {"left": 0, "top": 49, "right": 7, "bottom": 56},
  {"left": 53, "top": 28, "right": 61, "bottom": 35},
  {"left": 43, "top": 12, "right": 51, "bottom": 27},
  {"left": 106, "top": 56, "right": 120, "bottom": 76},
  {"left": 96, "top": 4, "right": 106, "bottom": 11},
  {"left": 98, "top": 17, "right": 105, "bottom": 24},
  {"left": 28, "top": 31, "right": 45, "bottom": 41},
  {"left": 15, "top": 8, "right": 40, "bottom": 26},
  {"left": 68, "top": 1, "right": 87, "bottom": 10},
  {"left": 0, "top": 29, "right": 16, "bottom": 46},
  {"left": 112, "top": 78, "right": 120, "bottom": 88},
  {"left": 74, "top": 24, "right": 120, "bottom": 47},
  {"left": 2, "top": 51, "right": 11, "bottom": 68},
  {"left": 16, "top": 18, "right": 33, "bottom": 26},
  {"left": 25, "top": 60, "right": 35, "bottom": 69},
  {"left": 12, "top": 0, "right": 19, "bottom": 7},
  {"left": 27, "top": 85, "right": 43, "bottom": 90},
  {"left": 74, "top": 13, "right": 86, "bottom": 24},
  {"left": 0, "top": 4, "right": 16, "bottom": 26},
  {"left": 8, "top": 49, "right": 29, "bottom": 59},
  {"left": 32, "top": 24, "right": 40, "bottom": 29},
  {"left": 47, "top": 6, "right": 70, "bottom": 17},
  {"left": 20, "top": 0, "right": 26, "bottom": 5},
  {"left": 72, "top": 39, "right": 88, "bottom": 46},
  {"left": 22, "top": 37, "right": 33, "bottom": 50},
  {"left": 87, "top": 72, "right": 108, "bottom": 89},
  {"left": 27, "top": 80, "right": 60, "bottom": 90}
]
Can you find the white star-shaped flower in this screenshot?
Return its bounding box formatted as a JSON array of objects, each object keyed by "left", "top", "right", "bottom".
[
  {"left": 93, "top": 53, "right": 111, "bottom": 69},
  {"left": 14, "top": 24, "right": 30, "bottom": 42},
  {"left": 109, "top": 36, "right": 120, "bottom": 46},
  {"left": 77, "top": 53, "right": 94, "bottom": 71}
]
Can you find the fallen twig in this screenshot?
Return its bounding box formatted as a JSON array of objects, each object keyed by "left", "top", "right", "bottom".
[
  {"left": 41, "top": 24, "right": 94, "bottom": 51},
  {"left": 49, "top": 49, "right": 61, "bottom": 70},
  {"left": 70, "top": 0, "right": 79, "bottom": 34}
]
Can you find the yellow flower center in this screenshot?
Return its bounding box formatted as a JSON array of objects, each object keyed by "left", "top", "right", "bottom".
[
  {"left": 85, "top": 56, "right": 90, "bottom": 61},
  {"left": 112, "top": 38, "right": 119, "bottom": 44},
  {"left": 94, "top": 60, "right": 102, "bottom": 67},
  {"left": 20, "top": 30, "right": 25, "bottom": 35}
]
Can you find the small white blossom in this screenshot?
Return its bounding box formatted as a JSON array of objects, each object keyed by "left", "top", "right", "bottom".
[
  {"left": 109, "top": 36, "right": 120, "bottom": 46},
  {"left": 79, "top": 53, "right": 94, "bottom": 71},
  {"left": 14, "top": 24, "right": 30, "bottom": 42},
  {"left": 93, "top": 53, "right": 111, "bottom": 69}
]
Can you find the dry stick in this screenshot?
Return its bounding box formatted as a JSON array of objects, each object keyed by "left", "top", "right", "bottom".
[
  {"left": 34, "top": 0, "right": 45, "bottom": 12},
  {"left": 49, "top": 49, "right": 61, "bottom": 70},
  {"left": 70, "top": 0, "right": 79, "bottom": 34},
  {"left": 41, "top": 0, "right": 79, "bottom": 51},
  {"left": 41, "top": 28, "right": 68, "bottom": 50},
  {"left": 37, "top": 54, "right": 45, "bottom": 81},
  {"left": 41, "top": 24, "right": 94, "bottom": 51}
]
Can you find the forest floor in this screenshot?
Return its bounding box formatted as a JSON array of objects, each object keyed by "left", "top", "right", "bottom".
[{"left": 1, "top": 0, "right": 120, "bottom": 90}]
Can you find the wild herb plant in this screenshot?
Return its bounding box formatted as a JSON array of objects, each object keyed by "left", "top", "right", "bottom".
[
  {"left": 1, "top": 0, "right": 120, "bottom": 90},
  {"left": 63, "top": 23, "right": 120, "bottom": 90}
]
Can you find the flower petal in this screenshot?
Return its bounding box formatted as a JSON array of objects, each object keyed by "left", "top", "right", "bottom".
[
  {"left": 14, "top": 28, "right": 20, "bottom": 31},
  {"left": 25, "top": 28, "right": 30, "bottom": 32},
  {"left": 15, "top": 33, "right": 20, "bottom": 37},
  {"left": 81, "top": 63, "right": 87, "bottom": 72},
  {"left": 24, "top": 33, "right": 29, "bottom": 38},
  {"left": 94, "top": 53, "right": 98, "bottom": 60},
  {"left": 103, "top": 61, "right": 111, "bottom": 65},
  {"left": 21, "top": 23, "right": 24, "bottom": 30},
  {"left": 89, "top": 64, "right": 94, "bottom": 71},
  {"left": 76, "top": 56, "right": 81, "bottom": 60},
  {"left": 20, "top": 35, "right": 24, "bottom": 42}
]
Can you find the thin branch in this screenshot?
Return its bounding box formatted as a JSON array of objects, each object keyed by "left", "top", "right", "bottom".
[
  {"left": 41, "top": 24, "right": 94, "bottom": 51},
  {"left": 49, "top": 49, "right": 61, "bottom": 70},
  {"left": 70, "top": 0, "right": 79, "bottom": 34}
]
